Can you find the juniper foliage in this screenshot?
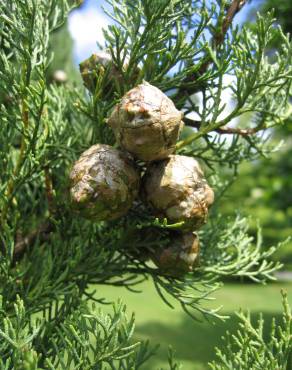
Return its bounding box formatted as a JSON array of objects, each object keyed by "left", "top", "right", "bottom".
[
  {"left": 0, "top": 0, "right": 291, "bottom": 368},
  {"left": 210, "top": 291, "right": 292, "bottom": 370}
]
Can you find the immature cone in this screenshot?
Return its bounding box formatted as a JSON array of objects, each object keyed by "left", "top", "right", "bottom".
[
  {"left": 152, "top": 232, "right": 200, "bottom": 275},
  {"left": 142, "top": 155, "right": 214, "bottom": 230},
  {"left": 108, "top": 81, "right": 184, "bottom": 162},
  {"left": 70, "top": 144, "right": 140, "bottom": 221}
]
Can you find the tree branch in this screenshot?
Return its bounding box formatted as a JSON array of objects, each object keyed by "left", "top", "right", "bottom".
[
  {"left": 184, "top": 116, "right": 266, "bottom": 137},
  {"left": 176, "top": 0, "right": 247, "bottom": 99},
  {"left": 14, "top": 222, "right": 52, "bottom": 260},
  {"left": 214, "top": 0, "right": 247, "bottom": 48},
  {"left": 198, "top": 0, "right": 247, "bottom": 77},
  {"left": 44, "top": 166, "right": 55, "bottom": 215}
]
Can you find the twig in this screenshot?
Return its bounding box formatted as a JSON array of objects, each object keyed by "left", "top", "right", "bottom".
[
  {"left": 13, "top": 222, "right": 52, "bottom": 260},
  {"left": 1, "top": 99, "right": 29, "bottom": 227},
  {"left": 177, "top": 0, "right": 247, "bottom": 98},
  {"left": 184, "top": 116, "right": 266, "bottom": 137},
  {"left": 214, "top": 0, "right": 247, "bottom": 48},
  {"left": 197, "top": 0, "right": 247, "bottom": 77},
  {"left": 11, "top": 166, "right": 55, "bottom": 260},
  {"left": 44, "top": 166, "right": 55, "bottom": 215}
]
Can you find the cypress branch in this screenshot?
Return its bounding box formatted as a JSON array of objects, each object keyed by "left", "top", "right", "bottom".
[{"left": 0, "top": 0, "right": 291, "bottom": 368}]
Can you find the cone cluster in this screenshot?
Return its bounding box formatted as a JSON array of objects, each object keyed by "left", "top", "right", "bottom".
[{"left": 71, "top": 59, "right": 215, "bottom": 275}]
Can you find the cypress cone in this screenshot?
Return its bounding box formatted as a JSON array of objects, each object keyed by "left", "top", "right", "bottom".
[
  {"left": 79, "top": 51, "right": 120, "bottom": 93},
  {"left": 152, "top": 232, "right": 200, "bottom": 275},
  {"left": 141, "top": 155, "right": 214, "bottom": 230},
  {"left": 70, "top": 144, "right": 140, "bottom": 221},
  {"left": 79, "top": 51, "right": 139, "bottom": 94},
  {"left": 108, "top": 81, "right": 184, "bottom": 162}
]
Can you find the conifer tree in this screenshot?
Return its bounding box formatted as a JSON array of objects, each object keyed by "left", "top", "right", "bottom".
[{"left": 0, "top": 0, "right": 291, "bottom": 369}]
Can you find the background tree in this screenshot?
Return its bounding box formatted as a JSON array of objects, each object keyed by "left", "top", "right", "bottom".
[{"left": 0, "top": 0, "right": 291, "bottom": 368}]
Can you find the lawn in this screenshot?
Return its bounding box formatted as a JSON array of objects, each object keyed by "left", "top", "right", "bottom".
[{"left": 97, "top": 280, "right": 292, "bottom": 369}]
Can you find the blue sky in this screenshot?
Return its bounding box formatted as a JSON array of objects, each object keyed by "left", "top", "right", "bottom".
[
  {"left": 68, "top": 0, "right": 265, "bottom": 63},
  {"left": 68, "top": 0, "right": 110, "bottom": 63}
]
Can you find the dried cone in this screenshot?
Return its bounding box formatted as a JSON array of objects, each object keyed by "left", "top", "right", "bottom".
[
  {"left": 70, "top": 144, "right": 140, "bottom": 221},
  {"left": 142, "top": 155, "right": 214, "bottom": 230},
  {"left": 152, "top": 232, "right": 200, "bottom": 275},
  {"left": 108, "top": 81, "right": 184, "bottom": 162}
]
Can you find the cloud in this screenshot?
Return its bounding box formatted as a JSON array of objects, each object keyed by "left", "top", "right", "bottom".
[{"left": 68, "top": 1, "right": 110, "bottom": 63}]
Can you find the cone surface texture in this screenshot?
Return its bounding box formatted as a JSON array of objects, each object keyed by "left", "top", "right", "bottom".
[
  {"left": 142, "top": 155, "right": 214, "bottom": 230},
  {"left": 152, "top": 232, "right": 200, "bottom": 275},
  {"left": 70, "top": 144, "right": 140, "bottom": 221},
  {"left": 108, "top": 81, "right": 183, "bottom": 161}
]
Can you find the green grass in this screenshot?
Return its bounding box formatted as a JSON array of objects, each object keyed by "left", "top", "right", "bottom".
[{"left": 96, "top": 280, "right": 292, "bottom": 369}]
